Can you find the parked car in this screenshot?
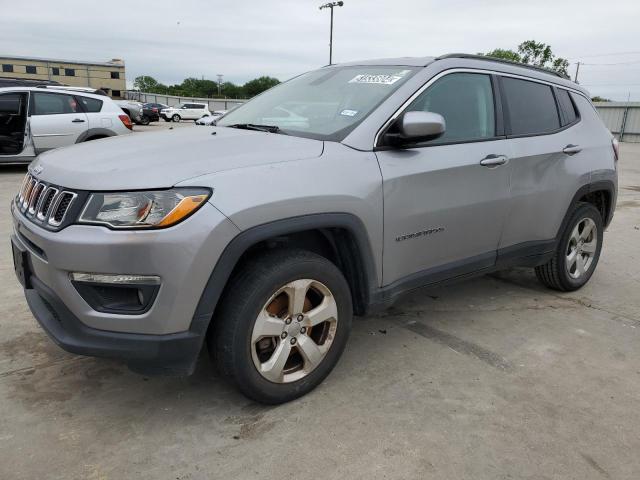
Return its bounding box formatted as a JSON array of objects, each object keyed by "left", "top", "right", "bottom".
[
  {"left": 0, "top": 86, "right": 132, "bottom": 164},
  {"left": 195, "top": 110, "right": 227, "bottom": 125},
  {"left": 114, "top": 100, "right": 146, "bottom": 125},
  {"left": 161, "top": 103, "right": 211, "bottom": 122},
  {"left": 143, "top": 102, "right": 169, "bottom": 113},
  {"left": 141, "top": 105, "right": 160, "bottom": 124},
  {"left": 12, "top": 55, "right": 618, "bottom": 404}
]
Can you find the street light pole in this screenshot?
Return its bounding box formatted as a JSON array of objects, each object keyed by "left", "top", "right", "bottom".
[
  {"left": 319, "top": 1, "right": 344, "bottom": 65},
  {"left": 216, "top": 74, "right": 223, "bottom": 96}
]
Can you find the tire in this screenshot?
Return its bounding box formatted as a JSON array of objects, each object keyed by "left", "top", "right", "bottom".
[
  {"left": 140, "top": 116, "right": 150, "bottom": 126},
  {"left": 535, "top": 202, "right": 603, "bottom": 291},
  {"left": 163, "top": 117, "right": 172, "bottom": 122},
  {"left": 209, "top": 249, "right": 353, "bottom": 404},
  {"left": 172, "top": 114, "right": 181, "bottom": 122}
]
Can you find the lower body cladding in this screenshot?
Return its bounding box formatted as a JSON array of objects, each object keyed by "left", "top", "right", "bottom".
[{"left": 11, "top": 202, "right": 240, "bottom": 375}]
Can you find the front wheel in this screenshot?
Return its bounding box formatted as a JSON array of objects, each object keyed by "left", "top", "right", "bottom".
[
  {"left": 209, "top": 249, "right": 352, "bottom": 404},
  {"left": 535, "top": 202, "right": 603, "bottom": 291},
  {"left": 171, "top": 114, "right": 181, "bottom": 122}
]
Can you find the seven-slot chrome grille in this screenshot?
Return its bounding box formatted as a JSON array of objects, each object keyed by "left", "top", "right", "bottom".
[{"left": 16, "top": 173, "right": 78, "bottom": 228}]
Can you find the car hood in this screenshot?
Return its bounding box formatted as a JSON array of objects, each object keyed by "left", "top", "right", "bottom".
[{"left": 31, "top": 127, "right": 324, "bottom": 190}]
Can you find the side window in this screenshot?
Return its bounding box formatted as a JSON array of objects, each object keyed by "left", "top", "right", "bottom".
[
  {"left": 32, "top": 93, "right": 80, "bottom": 115},
  {"left": 556, "top": 89, "right": 578, "bottom": 126},
  {"left": 77, "top": 96, "right": 103, "bottom": 113},
  {"left": 407, "top": 73, "right": 495, "bottom": 143},
  {"left": 64, "top": 68, "right": 75, "bottom": 77},
  {"left": 0, "top": 93, "right": 26, "bottom": 115},
  {"left": 501, "top": 77, "right": 560, "bottom": 135}
]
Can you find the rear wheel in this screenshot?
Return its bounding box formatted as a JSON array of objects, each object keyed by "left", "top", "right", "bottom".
[
  {"left": 172, "top": 114, "right": 181, "bottom": 122},
  {"left": 535, "top": 202, "right": 603, "bottom": 291},
  {"left": 209, "top": 249, "right": 352, "bottom": 404},
  {"left": 140, "top": 115, "right": 150, "bottom": 125}
]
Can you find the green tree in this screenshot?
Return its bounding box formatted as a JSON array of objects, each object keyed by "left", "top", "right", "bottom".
[
  {"left": 591, "top": 96, "right": 611, "bottom": 102},
  {"left": 485, "top": 48, "right": 522, "bottom": 63},
  {"left": 483, "top": 40, "right": 570, "bottom": 76},
  {"left": 133, "top": 75, "right": 162, "bottom": 92},
  {"left": 243, "top": 76, "right": 280, "bottom": 97},
  {"left": 220, "top": 81, "right": 245, "bottom": 98}
]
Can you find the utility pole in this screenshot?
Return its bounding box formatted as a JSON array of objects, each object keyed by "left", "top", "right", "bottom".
[
  {"left": 217, "top": 74, "right": 223, "bottom": 96},
  {"left": 319, "top": 2, "right": 344, "bottom": 65},
  {"left": 574, "top": 61, "right": 581, "bottom": 83}
]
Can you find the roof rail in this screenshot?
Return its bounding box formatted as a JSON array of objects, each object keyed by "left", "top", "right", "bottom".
[
  {"left": 436, "top": 53, "right": 570, "bottom": 80},
  {"left": 35, "top": 85, "right": 109, "bottom": 96}
]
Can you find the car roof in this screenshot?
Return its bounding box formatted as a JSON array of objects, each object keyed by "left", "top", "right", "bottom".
[
  {"left": 0, "top": 85, "right": 111, "bottom": 100},
  {"left": 334, "top": 56, "right": 436, "bottom": 67},
  {"left": 332, "top": 53, "right": 587, "bottom": 96}
]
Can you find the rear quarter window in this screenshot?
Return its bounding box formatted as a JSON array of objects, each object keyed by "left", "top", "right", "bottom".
[
  {"left": 502, "top": 77, "right": 560, "bottom": 136},
  {"left": 556, "top": 88, "right": 578, "bottom": 126},
  {"left": 78, "top": 96, "right": 103, "bottom": 113}
]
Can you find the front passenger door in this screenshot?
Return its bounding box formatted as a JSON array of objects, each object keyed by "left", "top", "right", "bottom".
[
  {"left": 30, "top": 92, "right": 88, "bottom": 152},
  {"left": 376, "top": 72, "right": 512, "bottom": 285}
]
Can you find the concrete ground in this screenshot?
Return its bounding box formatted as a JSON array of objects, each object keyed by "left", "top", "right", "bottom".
[{"left": 0, "top": 141, "right": 639, "bottom": 480}]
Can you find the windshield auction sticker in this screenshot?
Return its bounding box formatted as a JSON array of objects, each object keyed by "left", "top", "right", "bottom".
[{"left": 349, "top": 70, "right": 411, "bottom": 85}]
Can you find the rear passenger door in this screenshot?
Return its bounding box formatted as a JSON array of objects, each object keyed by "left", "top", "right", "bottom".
[
  {"left": 377, "top": 72, "right": 512, "bottom": 285},
  {"left": 497, "top": 76, "right": 586, "bottom": 252},
  {"left": 76, "top": 95, "right": 105, "bottom": 132},
  {"left": 184, "top": 104, "right": 199, "bottom": 119},
  {"left": 29, "top": 92, "right": 88, "bottom": 152}
]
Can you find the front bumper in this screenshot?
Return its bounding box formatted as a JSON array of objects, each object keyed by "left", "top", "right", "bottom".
[
  {"left": 25, "top": 274, "right": 202, "bottom": 375},
  {"left": 12, "top": 200, "right": 240, "bottom": 374}
]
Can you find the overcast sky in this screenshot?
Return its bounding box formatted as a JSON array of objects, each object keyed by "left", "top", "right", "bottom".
[{"left": 2, "top": 0, "right": 639, "bottom": 100}]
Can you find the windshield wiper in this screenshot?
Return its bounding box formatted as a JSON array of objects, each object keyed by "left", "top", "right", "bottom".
[{"left": 227, "top": 123, "right": 282, "bottom": 134}]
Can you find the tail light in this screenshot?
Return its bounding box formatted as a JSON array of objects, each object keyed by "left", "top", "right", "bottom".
[
  {"left": 612, "top": 138, "right": 619, "bottom": 162},
  {"left": 152, "top": 107, "right": 158, "bottom": 112},
  {"left": 119, "top": 114, "right": 133, "bottom": 130}
]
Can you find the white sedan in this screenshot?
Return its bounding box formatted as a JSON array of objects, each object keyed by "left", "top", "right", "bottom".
[{"left": 195, "top": 110, "right": 227, "bottom": 125}]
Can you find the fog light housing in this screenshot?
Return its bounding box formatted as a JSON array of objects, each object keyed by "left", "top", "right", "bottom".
[{"left": 70, "top": 272, "right": 161, "bottom": 314}]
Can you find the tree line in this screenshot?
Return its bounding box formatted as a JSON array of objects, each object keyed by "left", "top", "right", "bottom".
[
  {"left": 133, "top": 75, "right": 280, "bottom": 99},
  {"left": 134, "top": 42, "right": 610, "bottom": 102},
  {"left": 481, "top": 40, "right": 609, "bottom": 102}
]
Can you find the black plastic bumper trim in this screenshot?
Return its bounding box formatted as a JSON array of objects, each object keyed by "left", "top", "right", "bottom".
[{"left": 25, "top": 276, "right": 205, "bottom": 376}]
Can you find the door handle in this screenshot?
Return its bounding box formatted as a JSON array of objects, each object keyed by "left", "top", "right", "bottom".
[
  {"left": 480, "top": 154, "right": 509, "bottom": 167},
  {"left": 71, "top": 118, "right": 85, "bottom": 123},
  {"left": 562, "top": 144, "right": 582, "bottom": 155}
]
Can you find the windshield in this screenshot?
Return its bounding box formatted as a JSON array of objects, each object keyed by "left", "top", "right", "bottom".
[{"left": 218, "top": 66, "right": 418, "bottom": 141}]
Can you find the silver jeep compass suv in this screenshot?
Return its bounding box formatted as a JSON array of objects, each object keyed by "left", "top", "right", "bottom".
[{"left": 12, "top": 55, "right": 618, "bottom": 404}]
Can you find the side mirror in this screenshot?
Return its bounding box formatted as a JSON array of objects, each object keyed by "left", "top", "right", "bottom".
[{"left": 385, "top": 111, "right": 446, "bottom": 147}]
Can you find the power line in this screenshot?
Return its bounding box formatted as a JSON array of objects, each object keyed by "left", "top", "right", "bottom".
[
  {"left": 568, "top": 51, "right": 640, "bottom": 59},
  {"left": 581, "top": 83, "right": 640, "bottom": 87},
  {"left": 579, "top": 60, "right": 640, "bottom": 66}
]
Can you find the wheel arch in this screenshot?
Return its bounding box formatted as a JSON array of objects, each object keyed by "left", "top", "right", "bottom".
[
  {"left": 190, "top": 213, "right": 379, "bottom": 336},
  {"left": 557, "top": 180, "right": 616, "bottom": 239},
  {"left": 75, "top": 128, "right": 117, "bottom": 143}
]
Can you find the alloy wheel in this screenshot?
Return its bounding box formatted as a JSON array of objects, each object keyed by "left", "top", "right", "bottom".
[
  {"left": 251, "top": 279, "right": 338, "bottom": 384},
  {"left": 565, "top": 217, "right": 598, "bottom": 279}
]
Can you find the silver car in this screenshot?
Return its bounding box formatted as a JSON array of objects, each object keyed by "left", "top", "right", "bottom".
[{"left": 11, "top": 55, "right": 618, "bottom": 403}]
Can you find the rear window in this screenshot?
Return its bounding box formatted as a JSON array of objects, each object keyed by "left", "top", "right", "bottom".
[
  {"left": 502, "top": 77, "right": 560, "bottom": 136},
  {"left": 556, "top": 89, "right": 578, "bottom": 126},
  {"left": 78, "top": 96, "right": 103, "bottom": 113}
]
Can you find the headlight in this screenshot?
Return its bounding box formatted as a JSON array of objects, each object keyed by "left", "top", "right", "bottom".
[{"left": 78, "top": 188, "right": 210, "bottom": 229}]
